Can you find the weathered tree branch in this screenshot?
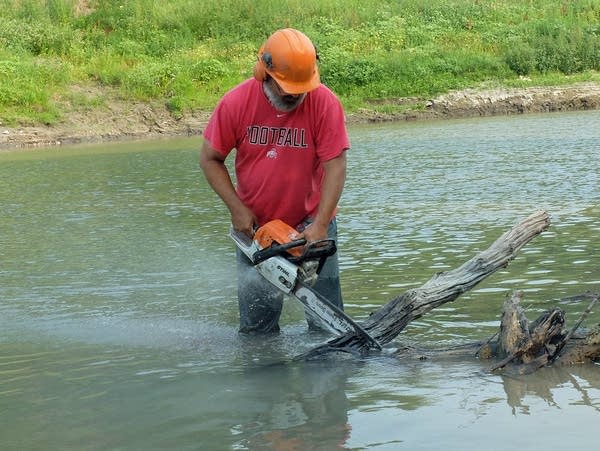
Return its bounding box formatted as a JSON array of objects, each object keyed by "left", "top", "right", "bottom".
[{"left": 297, "top": 210, "right": 551, "bottom": 359}]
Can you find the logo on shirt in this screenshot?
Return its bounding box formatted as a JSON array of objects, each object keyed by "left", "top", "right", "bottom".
[{"left": 266, "top": 148, "right": 278, "bottom": 159}]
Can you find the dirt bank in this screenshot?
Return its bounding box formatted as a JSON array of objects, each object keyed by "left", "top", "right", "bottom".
[
  {"left": 347, "top": 82, "right": 600, "bottom": 122},
  {"left": 2, "top": 82, "right": 600, "bottom": 150}
]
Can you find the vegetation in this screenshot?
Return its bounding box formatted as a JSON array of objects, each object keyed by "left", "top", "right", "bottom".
[{"left": 1, "top": 0, "right": 599, "bottom": 125}]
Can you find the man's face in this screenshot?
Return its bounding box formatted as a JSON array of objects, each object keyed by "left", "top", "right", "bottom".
[{"left": 264, "top": 78, "right": 306, "bottom": 112}]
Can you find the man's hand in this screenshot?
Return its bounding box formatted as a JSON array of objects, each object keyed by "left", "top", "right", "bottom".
[
  {"left": 298, "top": 221, "right": 329, "bottom": 243},
  {"left": 231, "top": 204, "right": 258, "bottom": 238}
]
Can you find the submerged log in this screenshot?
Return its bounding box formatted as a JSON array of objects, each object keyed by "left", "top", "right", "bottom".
[
  {"left": 472, "top": 291, "right": 598, "bottom": 374},
  {"left": 561, "top": 323, "right": 600, "bottom": 365},
  {"left": 297, "top": 210, "right": 600, "bottom": 371}
]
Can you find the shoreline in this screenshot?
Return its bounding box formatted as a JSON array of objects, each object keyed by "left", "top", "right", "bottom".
[{"left": 2, "top": 82, "right": 600, "bottom": 151}]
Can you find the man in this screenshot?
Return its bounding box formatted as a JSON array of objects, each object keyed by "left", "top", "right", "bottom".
[{"left": 199, "top": 28, "right": 349, "bottom": 334}]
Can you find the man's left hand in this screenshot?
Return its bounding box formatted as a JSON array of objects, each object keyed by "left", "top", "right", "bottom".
[{"left": 298, "top": 221, "right": 328, "bottom": 244}]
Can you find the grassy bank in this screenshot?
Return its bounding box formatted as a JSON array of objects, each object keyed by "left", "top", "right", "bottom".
[{"left": 1, "top": 0, "right": 600, "bottom": 126}]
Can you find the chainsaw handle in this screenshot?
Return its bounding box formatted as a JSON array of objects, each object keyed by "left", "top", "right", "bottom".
[
  {"left": 252, "top": 238, "right": 337, "bottom": 266},
  {"left": 252, "top": 239, "right": 307, "bottom": 265},
  {"left": 289, "top": 239, "right": 337, "bottom": 263}
]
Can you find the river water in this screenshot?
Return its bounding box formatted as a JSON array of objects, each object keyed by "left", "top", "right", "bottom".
[{"left": 1, "top": 111, "right": 599, "bottom": 450}]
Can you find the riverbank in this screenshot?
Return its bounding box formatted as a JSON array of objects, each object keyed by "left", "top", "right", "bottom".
[{"left": 2, "top": 82, "right": 600, "bottom": 150}]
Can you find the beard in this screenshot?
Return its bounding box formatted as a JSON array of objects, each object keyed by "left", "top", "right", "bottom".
[{"left": 263, "top": 79, "right": 306, "bottom": 112}]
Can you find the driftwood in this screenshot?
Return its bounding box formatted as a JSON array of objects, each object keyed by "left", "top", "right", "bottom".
[
  {"left": 391, "top": 292, "right": 600, "bottom": 374},
  {"left": 297, "top": 210, "right": 600, "bottom": 372}
]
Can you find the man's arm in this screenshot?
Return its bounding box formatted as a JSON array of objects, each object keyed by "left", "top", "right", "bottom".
[
  {"left": 199, "top": 140, "right": 257, "bottom": 236},
  {"left": 302, "top": 151, "right": 347, "bottom": 243}
]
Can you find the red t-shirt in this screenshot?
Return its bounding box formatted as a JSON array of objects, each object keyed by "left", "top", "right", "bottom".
[{"left": 203, "top": 78, "right": 350, "bottom": 227}]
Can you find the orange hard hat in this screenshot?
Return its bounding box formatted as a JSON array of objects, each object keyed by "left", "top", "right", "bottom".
[{"left": 253, "top": 28, "right": 320, "bottom": 94}]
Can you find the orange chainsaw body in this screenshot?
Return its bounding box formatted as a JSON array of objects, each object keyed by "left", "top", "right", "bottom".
[{"left": 253, "top": 219, "right": 303, "bottom": 258}]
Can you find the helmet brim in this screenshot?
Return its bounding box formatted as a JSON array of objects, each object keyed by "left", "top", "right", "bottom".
[{"left": 268, "top": 67, "right": 321, "bottom": 95}]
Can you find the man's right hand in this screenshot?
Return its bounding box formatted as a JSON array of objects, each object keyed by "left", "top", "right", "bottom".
[{"left": 230, "top": 204, "right": 258, "bottom": 238}]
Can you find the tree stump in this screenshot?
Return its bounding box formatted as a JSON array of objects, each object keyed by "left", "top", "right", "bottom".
[{"left": 486, "top": 290, "right": 598, "bottom": 373}]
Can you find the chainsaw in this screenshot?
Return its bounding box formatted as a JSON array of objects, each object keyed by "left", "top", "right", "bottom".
[{"left": 230, "top": 219, "right": 381, "bottom": 350}]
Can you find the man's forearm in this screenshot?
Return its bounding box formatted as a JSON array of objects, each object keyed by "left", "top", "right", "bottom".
[
  {"left": 314, "top": 152, "right": 347, "bottom": 228},
  {"left": 201, "top": 159, "right": 243, "bottom": 213}
]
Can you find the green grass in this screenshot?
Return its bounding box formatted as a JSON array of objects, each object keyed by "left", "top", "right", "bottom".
[{"left": 1, "top": 0, "right": 599, "bottom": 125}]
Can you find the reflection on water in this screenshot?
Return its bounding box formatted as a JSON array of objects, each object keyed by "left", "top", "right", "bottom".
[
  {"left": 1, "top": 112, "right": 600, "bottom": 450},
  {"left": 501, "top": 365, "right": 600, "bottom": 415}
]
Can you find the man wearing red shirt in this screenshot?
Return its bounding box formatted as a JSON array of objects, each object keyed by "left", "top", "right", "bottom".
[{"left": 200, "top": 28, "right": 350, "bottom": 334}]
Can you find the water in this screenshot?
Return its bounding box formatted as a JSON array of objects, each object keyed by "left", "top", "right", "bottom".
[{"left": 1, "top": 111, "right": 599, "bottom": 450}]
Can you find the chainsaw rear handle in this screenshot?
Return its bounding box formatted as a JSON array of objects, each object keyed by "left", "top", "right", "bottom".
[{"left": 252, "top": 238, "right": 337, "bottom": 265}]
